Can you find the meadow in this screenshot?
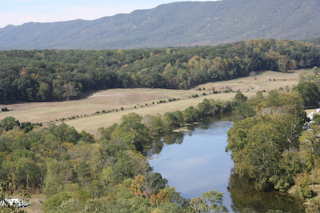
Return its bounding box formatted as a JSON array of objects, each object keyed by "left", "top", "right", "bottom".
[{"left": 0, "top": 69, "right": 310, "bottom": 134}]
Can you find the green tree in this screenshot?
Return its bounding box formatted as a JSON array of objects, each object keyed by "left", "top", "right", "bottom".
[
  {"left": 1, "top": 116, "right": 20, "bottom": 131},
  {"left": 112, "top": 112, "right": 151, "bottom": 152},
  {"left": 294, "top": 81, "right": 320, "bottom": 108}
]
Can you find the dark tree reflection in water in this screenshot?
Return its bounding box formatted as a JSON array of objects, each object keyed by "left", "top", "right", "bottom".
[
  {"left": 146, "top": 132, "right": 185, "bottom": 156},
  {"left": 146, "top": 117, "right": 305, "bottom": 212},
  {"left": 228, "top": 169, "right": 305, "bottom": 213}
]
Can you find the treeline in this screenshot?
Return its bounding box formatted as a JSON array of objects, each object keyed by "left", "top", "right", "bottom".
[
  {"left": 0, "top": 97, "right": 235, "bottom": 212},
  {"left": 1, "top": 38, "right": 320, "bottom": 103},
  {"left": 226, "top": 70, "right": 320, "bottom": 212},
  {"left": 96, "top": 98, "right": 233, "bottom": 152},
  {"left": 0, "top": 116, "right": 42, "bottom": 134}
]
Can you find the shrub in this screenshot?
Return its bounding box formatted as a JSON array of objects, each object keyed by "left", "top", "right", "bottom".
[
  {"left": 41, "top": 192, "right": 73, "bottom": 212},
  {"left": 121, "top": 107, "right": 124, "bottom": 110},
  {"left": 1, "top": 107, "right": 9, "bottom": 112}
]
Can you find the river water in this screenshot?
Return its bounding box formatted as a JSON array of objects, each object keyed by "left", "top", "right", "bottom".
[{"left": 146, "top": 119, "right": 305, "bottom": 212}]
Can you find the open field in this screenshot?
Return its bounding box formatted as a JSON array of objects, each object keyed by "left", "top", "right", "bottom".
[{"left": 0, "top": 69, "right": 311, "bottom": 134}]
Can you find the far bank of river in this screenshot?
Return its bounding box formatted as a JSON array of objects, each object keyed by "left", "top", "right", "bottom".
[{"left": 146, "top": 118, "right": 305, "bottom": 212}]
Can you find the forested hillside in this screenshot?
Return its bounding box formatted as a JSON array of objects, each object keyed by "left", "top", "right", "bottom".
[
  {"left": 1, "top": 0, "right": 320, "bottom": 50},
  {"left": 1, "top": 39, "right": 320, "bottom": 103}
]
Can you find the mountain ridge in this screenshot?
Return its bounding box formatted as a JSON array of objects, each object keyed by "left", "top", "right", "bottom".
[{"left": 1, "top": 0, "right": 320, "bottom": 50}]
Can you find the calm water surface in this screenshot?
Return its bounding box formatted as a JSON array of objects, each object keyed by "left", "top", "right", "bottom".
[{"left": 146, "top": 119, "right": 305, "bottom": 212}]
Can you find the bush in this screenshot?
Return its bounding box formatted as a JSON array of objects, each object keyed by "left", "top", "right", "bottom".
[
  {"left": 1, "top": 107, "right": 9, "bottom": 112},
  {"left": 121, "top": 107, "right": 124, "bottom": 110},
  {"left": 41, "top": 192, "right": 73, "bottom": 212},
  {"left": 299, "top": 179, "right": 314, "bottom": 199}
]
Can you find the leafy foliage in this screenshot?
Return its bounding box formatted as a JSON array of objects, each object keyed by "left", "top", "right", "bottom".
[{"left": 1, "top": 38, "right": 320, "bottom": 103}]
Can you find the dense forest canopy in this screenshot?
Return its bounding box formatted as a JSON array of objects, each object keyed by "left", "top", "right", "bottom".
[{"left": 1, "top": 38, "right": 320, "bottom": 103}]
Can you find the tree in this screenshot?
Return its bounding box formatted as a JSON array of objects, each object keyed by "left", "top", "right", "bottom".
[
  {"left": 299, "top": 126, "right": 320, "bottom": 190},
  {"left": 38, "top": 82, "right": 51, "bottom": 101},
  {"left": 112, "top": 113, "right": 151, "bottom": 152},
  {"left": 190, "top": 190, "right": 228, "bottom": 213},
  {"left": 227, "top": 113, "right": 303, "bottom": 189},
  {"left": 313, "top": 66, "right": 320, "bottom": 76},
  {"left": 294, "top": 81, "right": 320, "bottom": 108},
  {"left": 183, "top": 106, "right": 199, "bottom": 123},
  {"left": 1, "top": 116, "right": 20, "bottom": 131}
]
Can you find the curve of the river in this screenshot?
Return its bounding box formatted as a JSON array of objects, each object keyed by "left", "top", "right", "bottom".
[{"left": 146, "top": 119, "right": 305, "bottom": 212}]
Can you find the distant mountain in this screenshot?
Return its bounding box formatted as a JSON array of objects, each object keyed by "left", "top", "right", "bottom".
[{"left": 1, "top": 0, "right": 320, "bottom": 50}]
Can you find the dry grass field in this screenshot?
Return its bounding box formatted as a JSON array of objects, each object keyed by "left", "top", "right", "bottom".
[{"left": 0, "top": 69, "right": 311, "bottom": 134}]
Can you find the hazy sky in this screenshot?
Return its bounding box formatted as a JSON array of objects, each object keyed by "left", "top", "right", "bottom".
[{"left": 0, "top": 0, "right": 216, "bottom": 28}]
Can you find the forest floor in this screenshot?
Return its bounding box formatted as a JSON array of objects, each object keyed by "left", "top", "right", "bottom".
[{"left": 0, "top": 69, "right": 311, "bottom": 134}]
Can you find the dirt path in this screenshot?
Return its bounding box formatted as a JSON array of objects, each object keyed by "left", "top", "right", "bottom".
[
  {"left": 25, "top": 197, "right": 44, "bottom": 213},
  {"left": 250, "top": 83, "right": 260, "bottom": 91}
]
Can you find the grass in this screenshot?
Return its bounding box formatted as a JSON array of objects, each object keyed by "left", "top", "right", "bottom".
[
  {"left": 0, "top": 69, "right": 312, "bottom": 134},
  {"left": 22, "top": 194, "right": 45, "bottom": 213}
]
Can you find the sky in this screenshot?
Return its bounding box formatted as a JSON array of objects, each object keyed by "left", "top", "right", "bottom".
[{"left": 0, "top": 0, "right": 215, "bottom": 28}]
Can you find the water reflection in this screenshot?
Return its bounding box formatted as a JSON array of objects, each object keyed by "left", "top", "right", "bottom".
[
  {"left": 146, "top": 132, "right": 185, "bottom": 156},
  {"left": 227, "top": 170, "right": 305, "bottom": 213},
  {"left": 146, "top": 117, "right": 305, "bottom": 212}
]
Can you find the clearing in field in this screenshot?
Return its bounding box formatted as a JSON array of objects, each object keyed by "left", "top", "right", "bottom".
[{"left": 0, "top": 69, "right": 311, "bottom": 134}]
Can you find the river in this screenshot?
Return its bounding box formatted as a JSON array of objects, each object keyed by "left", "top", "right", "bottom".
[{"left": 146, "top": 118, "right": 305, "bottom": 212}]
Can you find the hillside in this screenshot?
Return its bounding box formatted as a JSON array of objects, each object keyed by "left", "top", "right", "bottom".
[{"left": 1, "top": 0, "right": 320, "bottom": 50}]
